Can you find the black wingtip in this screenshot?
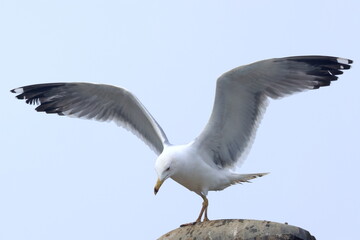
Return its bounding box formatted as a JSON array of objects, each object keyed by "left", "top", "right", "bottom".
[
  {"left": 341, "top": 64, "right": 351, "bottom": 70},
  {"left": 10, "top": 87, "right": 24, "bottom": 95},
  {"left": 285, "top": 56, "right": 352, "bottom": 89}
]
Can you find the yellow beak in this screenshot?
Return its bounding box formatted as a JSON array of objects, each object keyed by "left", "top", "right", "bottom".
[{"left": 154, "top": 178, "right": 164, "bottom": 195}]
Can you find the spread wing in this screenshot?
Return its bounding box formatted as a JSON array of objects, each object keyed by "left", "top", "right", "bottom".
[
  {"left": 11, "top": 82, "right": 169, "bottom": 155},
  {"left": 193, "top": 56, "right": 352, "bottom": 169}
]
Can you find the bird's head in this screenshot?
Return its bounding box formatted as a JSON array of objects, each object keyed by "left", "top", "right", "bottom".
[{"left": 154, "top": 149, "right": 177, "bottom": 195}]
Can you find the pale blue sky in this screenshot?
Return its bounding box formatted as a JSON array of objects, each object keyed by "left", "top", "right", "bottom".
[{"left": 1, "top": 1, "right": 359, "bottom": 239}]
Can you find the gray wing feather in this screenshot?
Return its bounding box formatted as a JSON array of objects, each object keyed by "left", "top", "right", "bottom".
[
  {"left": 193, "top": 56, "right": 352, "bottom": 169},
  {"left": 11, "top": 82, "right": 169, "bottom": 155}
]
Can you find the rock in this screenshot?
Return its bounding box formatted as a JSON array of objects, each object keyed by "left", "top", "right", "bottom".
[{"left": 158, "top": 219, "right": 316, "bottom": 240}]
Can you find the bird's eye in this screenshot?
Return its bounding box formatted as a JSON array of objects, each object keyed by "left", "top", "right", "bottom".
[{"left": 166, "top": 167, "right": 171, "bottom": 171}]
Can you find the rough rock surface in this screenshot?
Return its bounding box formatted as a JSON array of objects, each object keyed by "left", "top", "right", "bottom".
[{"left": 158, "top": 219, "right": 316, "bottom": 240}]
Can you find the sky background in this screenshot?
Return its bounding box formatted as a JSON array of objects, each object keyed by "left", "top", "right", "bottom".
[{"left": 1, "top": 0, "right": 359, "bottom": 239}]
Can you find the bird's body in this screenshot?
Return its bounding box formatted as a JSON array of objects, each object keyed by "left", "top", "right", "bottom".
[
  {"left": 11, "top": 55, "right": 352, "bottom": 224},
  {"left": 158, "top": 144, "right": 265, "bottom": 195}
]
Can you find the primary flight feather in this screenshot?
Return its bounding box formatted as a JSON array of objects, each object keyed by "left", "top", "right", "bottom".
[{"left": 11, "top": 55, "right": 352, "bottom": 224}]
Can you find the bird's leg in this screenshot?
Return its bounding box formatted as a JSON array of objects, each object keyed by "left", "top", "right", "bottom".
[
  {"left": 180, "top": 194, "right": 209, "bottom": 227},
  {"left": 203, "top": 201, "right": 209, "bottom": 221},
  {"left": 195, "top": 204, "right": 206, "bottom": 222},
  {"left": 195, "top": 194, "right": 209, "bottom": 222}
]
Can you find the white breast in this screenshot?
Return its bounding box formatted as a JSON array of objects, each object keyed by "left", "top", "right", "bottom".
[{"left": 169, "top": 144, "right": 232, "bottom": 195}]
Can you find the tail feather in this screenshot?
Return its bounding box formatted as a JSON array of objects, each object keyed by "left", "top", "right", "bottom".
[{"left": 231, "top": 172, "right": 269, "bottom": 185}]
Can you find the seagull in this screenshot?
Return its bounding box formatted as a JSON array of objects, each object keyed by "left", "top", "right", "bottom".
[{"left": 11, "top": 56, "right": 352, "bottom": 224}]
